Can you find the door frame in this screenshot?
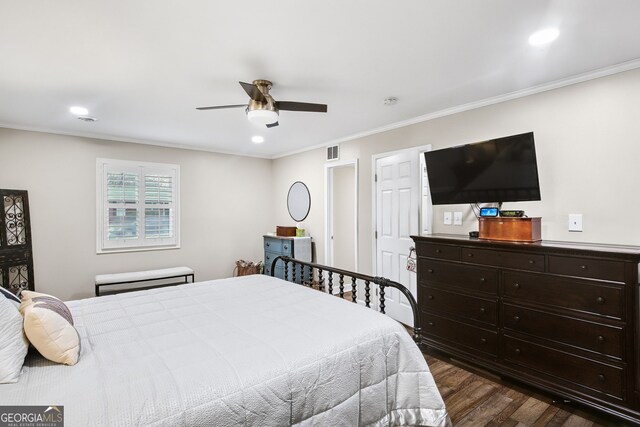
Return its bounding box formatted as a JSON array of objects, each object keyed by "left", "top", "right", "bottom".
[
  {"left": 371, "top": 144, "right": 432, "bottom": 277},
  {"left": 324, "top": 159, "right": 359, "bottom": 272}
]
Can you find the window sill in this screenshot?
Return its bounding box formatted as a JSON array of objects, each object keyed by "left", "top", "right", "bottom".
[{"left": 96, "top": 244, "right": 181, "bottom": 255}]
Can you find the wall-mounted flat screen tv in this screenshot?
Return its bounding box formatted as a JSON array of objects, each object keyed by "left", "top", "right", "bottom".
[{"left": 424, "top": 132, "right": 541, "bottom": 205}]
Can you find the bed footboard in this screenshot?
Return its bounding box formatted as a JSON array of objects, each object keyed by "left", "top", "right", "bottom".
[{"left": 271, "top": 256, "right": 421, "bottom": 343}]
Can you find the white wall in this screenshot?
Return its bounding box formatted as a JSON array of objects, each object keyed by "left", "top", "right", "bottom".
[
  {"left": 0, "top": 128, "right": 273, "bottom": 300},
  {"left": 332, "top": 165, "right": 356, "bottom": 271},
  {"left": 272, "top": 68, "right": 640, "bottom": 276},
  {"left": 3, "top": 68, "right": 640, "bottom": 299}
]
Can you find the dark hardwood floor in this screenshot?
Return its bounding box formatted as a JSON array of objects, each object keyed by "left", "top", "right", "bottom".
[
  {"left": 423, "top": 351, "right": 628, "bottom": 426},
  {"left": 335, "top": 294, "right": 629, "bottom": 425}
]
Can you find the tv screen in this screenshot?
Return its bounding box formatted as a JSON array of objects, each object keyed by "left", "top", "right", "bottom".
[{"left": 424, "top": 132, "right": 541, "bottom": 205}]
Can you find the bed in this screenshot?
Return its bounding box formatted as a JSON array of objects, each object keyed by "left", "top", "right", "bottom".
[{"left": 0, "top": 259, "right": 450, "bottom": 427}]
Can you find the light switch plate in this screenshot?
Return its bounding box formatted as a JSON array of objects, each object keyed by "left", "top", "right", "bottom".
[
  {"left": 454, "top": 211, "right": 463, "bottom": 226},
  {"left": 444, "top": 212, "right": 452, "bottom": 225},
  {"left": 569, "top": 214, "right": 583, "bottom": 232}
]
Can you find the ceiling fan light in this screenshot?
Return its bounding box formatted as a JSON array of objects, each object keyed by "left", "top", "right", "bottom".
[{"left": 247, "top": 109, "right": 279, "bottom": 125}]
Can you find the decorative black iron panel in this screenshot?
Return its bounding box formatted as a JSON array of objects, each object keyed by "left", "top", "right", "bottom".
[
  {"left": 8, "top": 264, "right": 29, "bottom": 291},
  {"left": 4, "top": 194, "right": 27, "bottom": 245},
  {"left": 0, "top": 189, "right": 34, "bottom": 294}
]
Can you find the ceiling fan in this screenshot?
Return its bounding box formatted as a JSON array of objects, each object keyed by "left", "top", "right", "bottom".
[{"left": 196, "top": 80, "right": 327, "bottom": 128}]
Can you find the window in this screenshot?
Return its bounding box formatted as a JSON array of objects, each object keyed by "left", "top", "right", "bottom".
[{"left": 96, "top": 158, "right": 180, "bottom": 253}]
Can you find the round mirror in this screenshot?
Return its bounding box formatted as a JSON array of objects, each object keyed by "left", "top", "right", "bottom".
[{"left": 287, "top": 181, "right": 311, "bottom": 222}]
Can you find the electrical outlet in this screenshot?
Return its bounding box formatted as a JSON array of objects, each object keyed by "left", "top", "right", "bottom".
[
  {"left": 444, "top": 212, "right": 452, "bottom": 225},
  {"left": 569, "top": 214, "right": 583, "bottom": 232},
  {"left": 454, "top": 211, "right": 463, "bottom": 226}
]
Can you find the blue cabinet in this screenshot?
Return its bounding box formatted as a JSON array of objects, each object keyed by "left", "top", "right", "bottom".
[{"left": 263, "top": 235, "right": 312, "bottom": 284}]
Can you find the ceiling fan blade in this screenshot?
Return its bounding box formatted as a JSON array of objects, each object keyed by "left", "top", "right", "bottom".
[
  {"left": 276, "top": 101, "right": 327, "bottom": 113},
  {"left": 266, "top": 121, "right": 279, "bottom": 128},
  {"left": 196, "top": 104, "right": 247, "bottom": 110},
  {"left": 239, "top": 81, "right": 267, "bottom": 103}
]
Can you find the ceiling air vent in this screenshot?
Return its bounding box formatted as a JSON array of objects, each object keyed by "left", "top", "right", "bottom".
[{"left": 327, "top": 145, "right": 339, "bottom": 161}]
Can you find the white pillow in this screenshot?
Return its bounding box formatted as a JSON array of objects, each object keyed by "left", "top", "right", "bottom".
[
  {"left": 21, "top": 292, "right": 81, "bottom": 366},
  {"left": 0, "top": 286, "right": 21, "bottom": 308},
  {"left": 0, "top": 295, "right": 29, "bottom": 383}
]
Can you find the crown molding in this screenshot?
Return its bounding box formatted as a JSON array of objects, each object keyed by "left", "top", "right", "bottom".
[
  {"left": 0, "top": 123, "right": 272, "bottom": 159},
  {"left": 271, "top": 58, "right": 640, "bottom": 159},
  {"left": 3, "top": 59, "right": 640, "bottom": 161}
]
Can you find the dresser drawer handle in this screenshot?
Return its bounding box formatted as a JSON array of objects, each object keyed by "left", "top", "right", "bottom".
[
  {"left": 427, "top": 295, "right": 434, "bottom": 300},
  {"left": 596, "top": 296, "right": 605, "bottom": 304},
  {"left": 428, "top": 269, "right": 434, "bottom": 274},
  {"left": 597, "top": 335, "right": 605, "bottom": 343},
  {"left": 467, "top": 253, "right": 474, "bottom": 258},
  {"left": 427, "top": 321, "right": 434, "bottom": 327},
  {"left": 514, "top": 348, "right": 521, "bottom": 355},
  {"left": 266, "top": 242, "right": 270, "bottom": 247},
  {"left": 284, "top": 245, "right": 288, "bottom": 250},
  {"left": 479, "top": 277, "right": 486, "bottom": 283},
  {"left": 598, "top": 374, "right": 605, "bottom": 382},
  {"left": 528, "top": 260, "right": 535, "bottom": 264},
  {"left": 513, "top": 283, "right": 520, "bottom": 289},
  {"left": 581, "top": 265, "right": 588, "bottom": 270},
  {"left": 435, "top": 249, "right": 441, "bottom": 254},
  {"left": 513, "top": 315, "right": 520, "bottom": 322},
  {"left": 479, "top": 307, "right": 486, "bottom": 313},
  {"left": 480, "top": 338, "right": 487, "bottom": 344}
]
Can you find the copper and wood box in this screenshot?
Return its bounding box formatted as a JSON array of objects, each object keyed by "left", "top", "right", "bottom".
[
  {"left": 478, "top": 217, "right": 541, "bottom": 242},
  {"left": 276, "top": 226, "right": 297, "bottom": 237}
]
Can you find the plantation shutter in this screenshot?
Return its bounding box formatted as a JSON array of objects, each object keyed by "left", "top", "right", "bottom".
[{"left": 97, "top": 159, "right": 179, "bottom": 252}]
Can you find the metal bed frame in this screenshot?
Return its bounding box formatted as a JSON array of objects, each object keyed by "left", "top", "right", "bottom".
[{"left": 271, "top": 255, "right": 421, "bottom": 343}]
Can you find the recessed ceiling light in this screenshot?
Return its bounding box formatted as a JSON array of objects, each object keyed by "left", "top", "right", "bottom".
[
  {"left": 69, "top": 106, "right": 89, "bottom": 116},
  {"left": 528, "top": 28, "right": 559, "bottom": 46},
  {"left": 252, "top": 135, "right": 264, "bottom": 144}
]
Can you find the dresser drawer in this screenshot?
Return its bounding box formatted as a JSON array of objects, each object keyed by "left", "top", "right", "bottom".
[
  {"left": 419, "top": 259, "right": 498, "bottom": 295},
  {"left": 264, "top": 251, "right": 283, "bottom": 270},
  {"left": 420, "top": 285, "right": 497, "bottom": 326},
  {"left": 503, "top": 272, "right": 624, "bottom": 320},
  {"left": 416, "top": 242, "right": 460, "bottom": 261},
  {"left": 462, "top": 247, "right": 544, "bottom": 272},
  {"left": 503, "top": 304, "right": 624, "bottom": 359},
  {"left": 548, "top": 255, "right": 625, "bottom": 283},
  {"left": 264, "top": 237, "right": 283, "bottom": 253},
  {"left": 264, "top": 238, "right": 293, "bottom": 255},
  {"left": 422, "top": 312, "right": 497, "bottom": 357},
  {"left": 264, "top": 263, "right": 284, "bottom": 279},
  {"left": 503, "top": 336, "right": 624, "bottom": 400},
  {"left": 281, "top": 241, "right": 293, "bottom": 256}
]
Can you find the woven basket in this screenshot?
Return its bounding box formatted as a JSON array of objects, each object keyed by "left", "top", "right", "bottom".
[{"left": 234, "top": 260, "right": 263, "bottom": 276}]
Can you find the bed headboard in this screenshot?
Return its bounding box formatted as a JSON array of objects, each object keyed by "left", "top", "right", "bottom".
[{"left": 0, "top": 189, "right": 35, "bottom": 295}]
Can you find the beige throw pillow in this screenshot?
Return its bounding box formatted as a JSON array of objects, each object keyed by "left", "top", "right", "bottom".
[
  {"left": 19, "top": 290, "right": 49, "bottom": 314},
  {"left": 21, "top": 291, "right": 80, "bottom": 365}
]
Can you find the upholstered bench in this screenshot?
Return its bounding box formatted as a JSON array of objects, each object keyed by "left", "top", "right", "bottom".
[{"left": 94, "top": 267, "right": 195, "bottom": 296}]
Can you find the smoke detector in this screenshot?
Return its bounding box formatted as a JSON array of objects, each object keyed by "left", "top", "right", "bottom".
[{"left": 383, "top": 97, "right": 398, "bottom": 106}]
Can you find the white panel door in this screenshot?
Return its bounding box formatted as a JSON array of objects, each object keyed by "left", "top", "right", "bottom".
[{"left": 375, "top": 150, "right": 419, "bottom": 326}]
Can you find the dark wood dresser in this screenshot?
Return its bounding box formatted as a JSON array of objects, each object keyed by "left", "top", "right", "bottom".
[{"left": 412, "top": 234, "right": 640, "bottom": 423}]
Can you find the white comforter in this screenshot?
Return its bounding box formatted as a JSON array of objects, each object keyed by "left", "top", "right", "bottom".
[{"left": 0, "top": 275, "right": 450, "bottom": 426}]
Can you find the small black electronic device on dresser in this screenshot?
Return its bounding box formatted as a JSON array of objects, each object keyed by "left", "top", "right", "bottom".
[{"left": 412, "top": 234, "right": 640, "bottom": 424}]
